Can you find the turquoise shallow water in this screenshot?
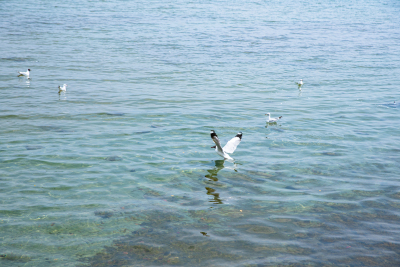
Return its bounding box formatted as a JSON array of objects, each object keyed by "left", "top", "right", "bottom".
[{"left": 1, "top": 0, "right": 400, "bottom": 266}]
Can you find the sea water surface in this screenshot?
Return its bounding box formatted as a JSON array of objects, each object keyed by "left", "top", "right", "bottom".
[{"left": 1, "top": 0, "right": 400, "bottom": 266}]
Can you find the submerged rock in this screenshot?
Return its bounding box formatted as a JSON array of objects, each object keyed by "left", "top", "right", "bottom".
[
  {"left": 285, "top": 186, "right": 299, "bottom": 190},
  {"left": 0, "top": 253, "right": 31, "bottom": 263},
  {"left": 240, "top": 225, "right": 276, "bottom": 234},
  {"left": 94, "top": 210, "right": 114, "bottom": 219},
  {"left": 38, "top": 126, "right": 71, "bottom": 132},
  {"left": 135, "top": 131, "right": 151, "bottom": 134},
  {"left": 106, "top": 112, "right": 125, "bottom": 116},
  {"left": 25, "top": 145, "right": 43, "bottom": 150},
  {"left": 105, "top": 156, "right": 123, "bottom": 161},
  {"left": 322, "top": 152, "right": 342, "bottom": 156}
]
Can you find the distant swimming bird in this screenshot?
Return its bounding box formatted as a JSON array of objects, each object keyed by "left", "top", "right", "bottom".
[
  {"left": 18, "top": 69, "right": 30, "bottom": 77},
  {"left": 265, "top": 113, "right": 282, "bottom": 123},
  {"left": 296, "top": 79, "right": 303, "bottom": 89},
  {"left": 58, "top": 84, "right": 67, "bottom": 94},
  {"left": 210, "top": 130, "right": 242, "bottom": 160}
]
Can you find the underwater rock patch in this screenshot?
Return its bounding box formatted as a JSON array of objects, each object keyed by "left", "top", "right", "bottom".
[
  {"left": 1, "top": 57, "right": 33, "bottom": 62},
  {"left": 105, "top": 156, "right": 123, "bottom": 161},
  {"left": 322, "top": 152, "right": 342, "bottom": 156},
  {"left": 94, "top": 210, "right": 114, "bottom": 219},
  {"left": 284, "top": 186, "right": 299, "bottom": 190},
  {"left": 38, "top": 126, "right": 71, "bottom": 132},
  {"left": 78, "top": 227, "right": 242, "bottom": 266},
  {"left": 106, "top": 112, "right": 125, "bottom": 116},
  {"left": 241, "top": 225, "right": 276, "bottom": 234},
  {"left": 0, "top": 253, "right": 31, "bottom": 263},
  {"left": 25, "top": 145, "right": 44, "bottom": 150}
]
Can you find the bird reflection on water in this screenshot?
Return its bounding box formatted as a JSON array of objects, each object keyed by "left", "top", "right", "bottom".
[
  {"left": 205, "top": 160, "right": 225, "bottom": 204},
  {"left": 204, "top": 160, "right": 237, "bottom": 205},
  {"left": 205, "top": 187, "right": 223, "bottom": 204},
  {"left": 205, "top": 160, "right": 225, "bottom": 181}
]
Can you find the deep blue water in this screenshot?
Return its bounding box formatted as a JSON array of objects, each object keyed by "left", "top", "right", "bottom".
[{"left": 1, "top": 0, "right": 400, "bottom": 266}]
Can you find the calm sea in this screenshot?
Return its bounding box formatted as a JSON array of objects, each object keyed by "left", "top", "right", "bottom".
[{"left": 1, "top": 0, "right": 400, "bottom": 266}]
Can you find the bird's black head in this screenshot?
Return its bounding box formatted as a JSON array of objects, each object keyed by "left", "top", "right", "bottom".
[
  {"left": 210, "top": 130, "right": 217, "bottom": 138},
  {"left": 28, "top": 69, "right": 31, "bottom": 71},
  {"left": 236, "top": 132, "right": 243, "bottom": 140}
]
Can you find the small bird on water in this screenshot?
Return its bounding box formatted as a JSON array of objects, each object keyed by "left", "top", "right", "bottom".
[
  {"left": 18, "top": 69, "right": 30, "bottom": 78},
  {"left": 58, "top": 84, "right": 67, "bottom": 94},
  {"left": 296, "top": 79, "right": 303, "bottom": 90},
  {"left": 210, "top": 130, "right": 242, "bottom": 161},
  {"left": 265, "top": 113, "right": 282, "bottom": 123}
]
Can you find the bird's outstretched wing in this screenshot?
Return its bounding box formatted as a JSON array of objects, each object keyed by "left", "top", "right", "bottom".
[
  {"left": 223, "top": 132, "right": 242, "bottom": 154},
  {"left": 211, "top": 132, "right": 224, "bottom": 154}
]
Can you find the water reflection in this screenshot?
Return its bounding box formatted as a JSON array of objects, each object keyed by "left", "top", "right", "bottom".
[
  {"left": 265, "top": 122, "right": 282, "bottom": 128},
  {"left": 18, "top": 77, "right": 30, "bottom": 87},
  {"left": 205, "top": 160, "right": 225, "bottom": 205},
  {"left": 59, "top": 91, "right": 67, "bottom": 101},
  {"left": 205, "top": 187, "right": 223, "bottom": 204},
  {"left": 205, "top": 160, "right": 225, "bottom": 181}
]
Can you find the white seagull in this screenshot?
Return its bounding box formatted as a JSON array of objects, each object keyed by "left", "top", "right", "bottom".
[
  {"left": 58, "top": 84, "right": 67, "bottom": 94},
  {"left": 210, "top": 130, "right": 242, "bottom": 161},
  {"left": 18, "top": 69, "right": 30, "bottom": 78},
  {"left": 265, "top": 113, "right": 282, "bottom": 123},
  {"left": 296, "top": 79, "right": 303, "bottom": 90}
]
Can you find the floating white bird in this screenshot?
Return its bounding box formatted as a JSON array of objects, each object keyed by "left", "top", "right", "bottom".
[
  {"left": 296, "top": 79, "right": 303, "bottom": 90},
  {"left": 18, "top": 69, "right": 30, "bottom": 78},
  {"left": 265, "top": 113, "right": 282, "bottom": 123},
  {"left": 210, "top": 130, "right": 242, "bottom": 161},
  {"left": 58, "top": 84, "right": 67, "bottom": 94}
]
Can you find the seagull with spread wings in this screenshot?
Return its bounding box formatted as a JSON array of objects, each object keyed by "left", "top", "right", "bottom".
[{"left": 210, "top": 130, "right": 242, "bottom": 160}]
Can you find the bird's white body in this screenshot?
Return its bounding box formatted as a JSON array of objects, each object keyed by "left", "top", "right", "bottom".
[
  {"left": 18, "top": 69, "right": 30, "bottom": 78},
  {"left": 266, "top": 113, "right": 282, "bottom": 123},
  {"left": 58, "top": 84, "right": 67, "bottom": 93},
  {"left": 216, "top": 147, "right": 233, "bottom": 160},
  {"left": 210, "top": 130, "right": 242, "bottom": 161},
  {"left": 297, "top": 79, "right": 303, "bottom": 89}
]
